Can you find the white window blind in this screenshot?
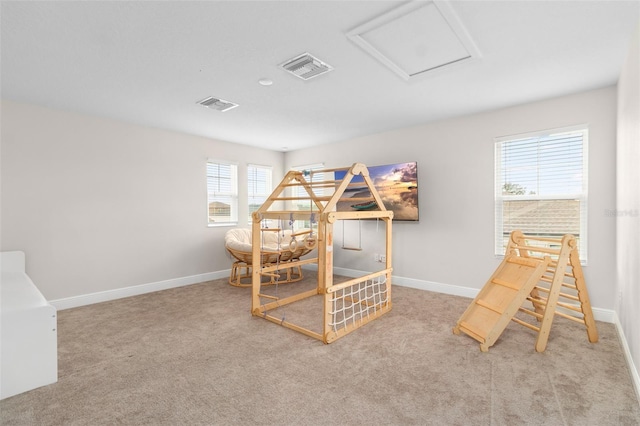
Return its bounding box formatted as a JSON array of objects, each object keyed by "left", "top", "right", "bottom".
[
  {"left": 207, "top": 160, "right": 238, "bottom": 226},
  {"left": 291, "top": 163, "right": 325, "bottom": 230},
  {"left": 248, "top": 164, "right": 272, "bottom": 223},
  {"left": 495, "top": 126, "right": 588, "bottom": 262}
]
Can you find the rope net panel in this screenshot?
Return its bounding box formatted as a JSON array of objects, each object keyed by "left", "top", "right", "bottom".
[{"left": 328, "top": 274, "right": 389, "bottom": 334}]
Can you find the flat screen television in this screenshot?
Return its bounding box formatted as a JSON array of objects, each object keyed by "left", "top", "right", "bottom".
[{"left": 334, "top": 162, "right": 419, "bottom": 221}]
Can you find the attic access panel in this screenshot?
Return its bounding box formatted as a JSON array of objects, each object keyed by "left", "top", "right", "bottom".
[{"left": 347, "top": 0, "right": 480, "bottom": 81}]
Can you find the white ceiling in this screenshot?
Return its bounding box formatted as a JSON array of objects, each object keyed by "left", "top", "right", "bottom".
[{"left": 2, "top": 1, "right": 639, "bottom": 152}]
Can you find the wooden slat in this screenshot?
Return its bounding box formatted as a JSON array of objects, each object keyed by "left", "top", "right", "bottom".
[
  {"left": 458, "top": 321, "right": 487, "bottom": 342},
  {"left": 492, "top": 278, "right": 520, "bottom": 290},
  {"left": 476, "top": 299, "right": 504, "bottom": 314},
  {"left": 506, "top": 256, "right": 543, "bottom": 267}
]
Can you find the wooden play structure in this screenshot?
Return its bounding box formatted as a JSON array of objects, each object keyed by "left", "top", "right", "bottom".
[
  {"left": 251, "top": 163, "right": 393, "bottom": 343},
  {"left": 453, "top": 230, "right": 598, "bottom": 352}
]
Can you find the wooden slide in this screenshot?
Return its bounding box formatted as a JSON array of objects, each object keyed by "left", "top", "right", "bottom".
[
  {"left": 454, "top": 231, "right": 598, "bottom": 352},
  {"left": 453, "top": 254, "right": 551, "bottom": 352}
]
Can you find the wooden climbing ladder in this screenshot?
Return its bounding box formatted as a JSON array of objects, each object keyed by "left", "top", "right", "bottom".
[{"left": 453, "top": 230, "right": 598, "bottom": 352}]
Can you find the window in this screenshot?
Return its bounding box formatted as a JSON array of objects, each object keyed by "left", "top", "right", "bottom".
[
  {"left": 291, "top": 163, "right": 325, "bottom": 230},
  {"left": 495, "top": 126, "right": 588, "bottom": 262},
  {"left": 207, "top": 160, "right": 238, "bottom": 226},
  {"left": 248, "top": 164, "right": 272, "bottom": 223}
]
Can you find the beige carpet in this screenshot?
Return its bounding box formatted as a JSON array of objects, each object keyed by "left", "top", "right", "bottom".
[{"left": 1, "top": 273, "right": 639, "bottom": 425}]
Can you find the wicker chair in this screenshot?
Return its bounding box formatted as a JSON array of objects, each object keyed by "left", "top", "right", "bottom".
[{"left": 224, "top": 228, "right": 315, "bottom": 287}]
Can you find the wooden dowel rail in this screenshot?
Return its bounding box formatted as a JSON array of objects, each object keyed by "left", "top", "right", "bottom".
[
  {"left": 260, "top": 257, "right": 318, "bottom": 273},
  {"left": 281, "top": 180, "right": 341, "bottom": 186},
  {"left": 327, "top": 211, "right": 393, "bottom": 222},
  {"left": 515, "top": 244, "right": 562, "bottom": 255},
  {"left": 261, "top": 313, "right": 323, "bottom": 341},
  {"left": 255, "top": 289, "right": 319, "bottom": 312},
  {"left": 337, "top": 197, "right": 376, "bottom": 202},
  {"left": 282, "top": 180, "right": 367, "bottom": 187},
  {"left": 307, "top": 166, "right": 351, "bottom": 174},
  {"left": 554, "top": 311, "right": 585, "bottom": 324},
  {"left": 520, "top": 236, "right": 565, "bottom": 244},
  {"left": 561, "top": 282, "right": 578, "bottom": 290},
  {"left": 260, "top": 272, "right": 281, "bottom": 278},
  {"left": 254, "top": 211, "right": 322, "bottom": 221},
  {"left": 534, "top": 286, "right": 580, "bottom": 301},
  {"left": 526, "top": 295, "right": 583, "bottom": 313},
  {"left": 270, "top": 196, "right": 333, "bottom": 201},
  {"left": 511, "top": 317, "right": 541, "bottom": 332},
  {"left": 326, "top": 269, "right": 391, "bottom": 294},
  {"left": 518, "top": 306, "right": 543, "bottom": 319},
  {"left": 556, "top": 301, "right": 584, "bottom": 313},
  {"left": 258, "top": 293, "right": 279, "bottom": 300}
]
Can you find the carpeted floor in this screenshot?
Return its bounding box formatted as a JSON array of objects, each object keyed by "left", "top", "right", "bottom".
[{"left": 1, "top": 273, "right": 639, "bottom": 425}]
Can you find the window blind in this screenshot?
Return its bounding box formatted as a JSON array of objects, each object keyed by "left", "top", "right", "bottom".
[
  {"left": 248, "top": 164, "right": 272, "bottom": 223},
  {"left": 207, "top": 161, "right": 238, "bottom": 225},
  {"left": 291, "top": 163, "right": 325, "bottom": 230},
  {"left": 495, "top": 127, "right": 588, "bottom": 262}
]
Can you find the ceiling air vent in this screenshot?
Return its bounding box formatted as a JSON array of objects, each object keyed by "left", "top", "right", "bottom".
[
  {"left": 280, "top": 52, "right": 333, "bottom": 80},
  {"left": 197, "top": 96, "right": 239, "bottom": 112}
]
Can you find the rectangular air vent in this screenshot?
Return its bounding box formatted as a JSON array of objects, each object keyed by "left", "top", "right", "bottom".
[
  {"left": 280, "top": 52, "right": 333, "bottom": 80},
  {"left": 197, "top": 96, "right": 239, "bottom": 112}
]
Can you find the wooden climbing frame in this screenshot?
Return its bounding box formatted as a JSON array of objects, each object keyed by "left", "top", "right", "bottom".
[
  {"left": 251, "top": 163, "right": 394, "bottom": 343},
  {"left": 453, "top": 230, "right": 598, "bottom": 352}
]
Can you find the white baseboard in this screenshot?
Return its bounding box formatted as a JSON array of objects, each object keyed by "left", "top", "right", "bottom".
[
  {"left": 49, "top": 270, "right": 230, "bottom": 311},
  {"left": 613, "top": 311, "right": 640, "bottom": 405},
  {"left": 327, "top": 265, "right": 616, "bottom": 323},
  {"left": 51, "top": 265, "right": 619, "bottom": 324}
]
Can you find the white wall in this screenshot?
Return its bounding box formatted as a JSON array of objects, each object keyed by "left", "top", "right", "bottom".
[
  {"left": 616, "top": 26, "right": 640, "bottom": 396},
  {"left": 0, "top": 100, "right": 284, "bottom": 301},
  {"left": 285, "top": 86, "right": 618, "bottom": 311}
]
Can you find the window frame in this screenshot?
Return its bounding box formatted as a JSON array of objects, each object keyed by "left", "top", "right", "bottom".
[
  {"left": 494, "top": 125, "right": 589, "bottom": 263},
  {"left": 206, "top": 159, "right": 238, "bottom": 227}
]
